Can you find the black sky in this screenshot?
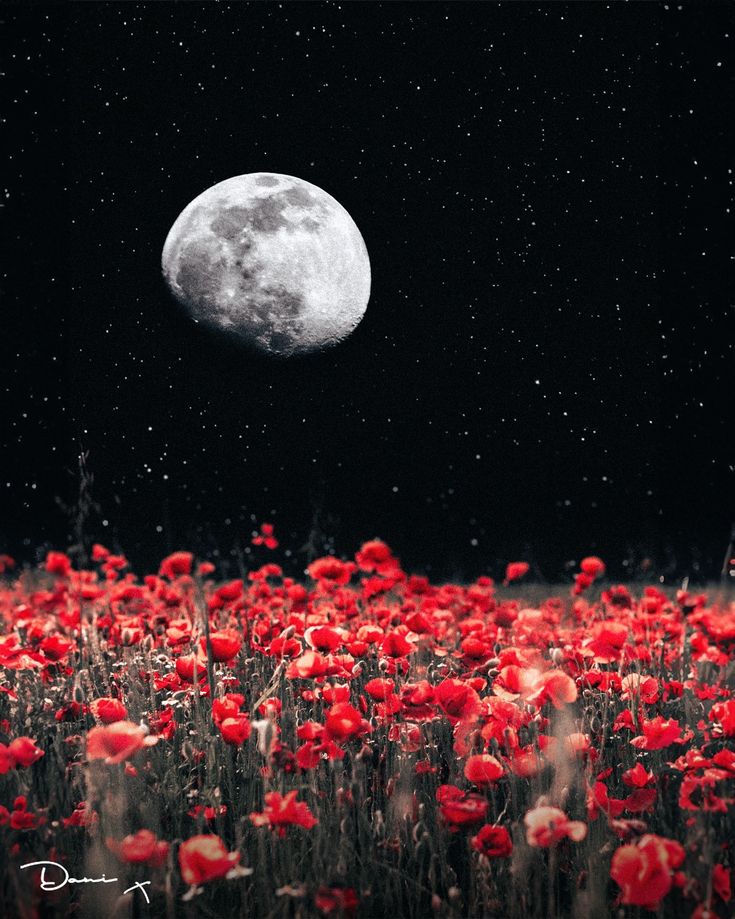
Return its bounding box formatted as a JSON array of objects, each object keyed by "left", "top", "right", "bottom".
[{"left": 2, "top": 2, "right": 733, "bottom": 581}]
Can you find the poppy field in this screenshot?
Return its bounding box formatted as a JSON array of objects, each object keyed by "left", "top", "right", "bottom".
[{"left": 0, "top": 539, "right": 733, "bottom": 919}]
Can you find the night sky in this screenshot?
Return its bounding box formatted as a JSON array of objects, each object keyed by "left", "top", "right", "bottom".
[{"left": 3, "top": 2, "right": 733, "bottom": 581}]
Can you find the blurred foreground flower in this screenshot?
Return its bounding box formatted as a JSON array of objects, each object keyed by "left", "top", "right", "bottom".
[
  {"left": 178, "top": 834, "right": 240, "bottom": 885},
  {"left": 524, "top": 805, "right": 587, "bottom": 847}
]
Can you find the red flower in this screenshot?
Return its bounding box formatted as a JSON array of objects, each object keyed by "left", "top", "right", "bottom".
[
  {"left": 504, "top": 562, "right": 529, "bottom": 584},
  {"left": 305, "top": 626, "right": 345, "bottom": 653},
  {"left": 86, "top": 721, "right": 149, "bottom": 764},
  {"left": 10, "top": 797, "right": 41, "bottom": 830},
  {"left": 435, "top": 678, "right": 481, "bottom": 720},
  {"left": 174, "top": 654, "right": 206, "bottom": 683},
  {"left": 62, "top": 801, "right": 98, "bottom": 828},
  {"left": 631, "top": 717, "right": 683, "bottom": 750},
  {"left": 355, "top": 539, "right": 396, "bottom": 572},
  {"left": 524, "top": 806, "right": 587, "bottom": 847},
  {"left": 325, "top": 702, "right": 370, "bottom": 743},
  {"left": 212, "top": 694, "right": 246, "bottom": 726},
  {"left": 315, "top": 885, "right": 359, "bottom": 917},
  {"left": 178, "top": 834, "right": 239, "bottom": 885},
  {"left": 0, "top": 554, "right": 16, "bottom": 573},
  {"left": 90, "top": 697, "right": 128, "bottom": 724},
  {"left": 710, "top": 699, "right": 735, "bottom": 737},
  {"left": 621, "top": 674, "right": 660, "bottom": 705},
  {"left": 250, "top": 790, "right": 318, "bottom": 835},
  {"left": 580, "top": 556, "right": 606, "bottom": 578},
  {"left": 219, "top": 715, "right": 251, "bottom": 746},
  {"left": 159, "top": 551, "right": 194, "bottom": 580},
  {"left": 380, "top": 631, "right": 416, "bottom": 659},
  {"left": 286, "top": 650, "right": 329, "bottom": 680},
  {"left": 252, "top": 523, "right": 279, "bottom": 550},
  {"left": 307, "top": 557, "right": 356, "bottom": 585},
  {"left": 437, "top": 785, "right": 489, "bottom": 831},
  {"left": 39, "top": 634, "right": 75, "bottom": 661},
  {"left": 202, "top": 630, "right": 242, "bottom": 663},
  {"left": 471, "top": 824, "right": 513, "bottom": 858},
  {"left": 7, "top": 736, "right": 44, "bottom": 768},
  {"left": 364, "top": 678, "right": 396, "bottom": 701},
  {"left": 713, "top": 864, "right": 731, "bottom": 903},
  {"left": 622, "top": 761, "right": 655, "bottom": 788},
  {"left": 610, "top": 834, "right": 685, "bottom": 910},
  {"left": 107, "top": 829, "right": 169, "bottom": 867},
  {"left": 532, "top": 670, "right": 578, "bottom": 709},
  {"left": 46, "top": 551, "right": 72, "bottom": 577},
  {"left": 464, "top": 754, "right": 504, "bottom": 786},
  {"left": 92, "top": 543, "right": 110, "bottom": 561}
]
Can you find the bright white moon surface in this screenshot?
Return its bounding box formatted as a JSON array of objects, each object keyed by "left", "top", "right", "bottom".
[{"left": 162, "top": 173, "right": 371, "bottom": 356}]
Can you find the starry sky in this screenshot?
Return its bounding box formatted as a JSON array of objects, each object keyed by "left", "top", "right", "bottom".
[{"left": 3, "top": 2, "right": 733, "bottom": 580}]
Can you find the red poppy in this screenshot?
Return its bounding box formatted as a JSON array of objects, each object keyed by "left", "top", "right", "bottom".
[
  {"left": 364, "top": 678, "right": 396, "bottom": 701},
  {"left": 622, "top": 761, "right": 655, "bottom": 788},
  {"left": 286, "top": 650, "right": 329, "bottom": 680},
  {"left": 532, "top": 670, "right": 578, "bottom": 709},
  {"left": 380, "top": 631, "right": 416, "bottom": 659},
  {"left": 305, "top": 626, "right": 345, "bottom": 653},
  {"left": 159, "top": 551, "right": 194, "bottom": 580},
  {"left": 39, "top": 634, "right": 76, "bottom": 661},
  {"left": 504, "top": 562, "right": 529, "bottom": 584},
  {"left": 631, "top": 716, "right": 684, "bottom": 750},
  {"left": 10, "top": 797, "right": 41, "bottom": 830},
  {"left": 250, "top": 790, "right": 318, "bottom": 835},
  {"left": 435, "top": 678, "right": 481, "bottom": 720},
  {"left": 175, "top": 654, "right": 207, "bottom": 683},
  {"left": 524, "top": 806, "right": 587, "bottom": 847},
  {"left": 471, "top": 824, "right": 513, "bottom": 858},
  {"left": 202, "top": 630, "right": 242, "bottom": 662},
  {"left": 46, "top": 551, "right": 72, "bottom": 577},
  {"left": 464, "top": 754, "right": 504, "bottom": 786},
  {"left": 252, "top": 523, "right": 278, "bottom": 550},
  {"left": 212, "top": 694, "right": 246, "bottom": 726},
  {"left": 713, "top": 864, "right": 731, "bottom": 903},
  {"left": 710, "top": 699, "right": 735, "bottom": 736},
  {"left": 106, "top": 829, "right": 169, "bottom": 867},
  {"left": 610, "top": 833, "right": 685, "bottom": 910},
  {"left": 7, "top": 736, "right": 44, "bottom": 768},
  {"left": 0, "top": 554, "right": 16, "bottom": 573},
  {"left": 307, "top": 557, "right": 356, "bottom": 585},
  {"left": 178, "top": 834, "right": 239, "bottom": 885},
  {"left": 325, "top": 702, "right": 371, "bottom": 743},
  {"left": 90, "top": 697, "right": 128, "bottom": 724},
  {"left": 440, "top": 794, "right": 488, "bottom": 831},
  {"left": 86, "top": 721, "right": 150, "bottom": 764},
  {"left": 580, "top": 556, "right": 606, "bottom": 578},
  {"left": 315, "top": 885, "right": 359, "bottom": 917},
  {"left": 355, "top": 539, "right": 399, "bottom": 574},
  {"left": 219, "top": 715, "right": 251, "bottom": 745}
]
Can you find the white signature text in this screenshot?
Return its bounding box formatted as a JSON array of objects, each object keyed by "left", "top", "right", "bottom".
[{"left": 20, "top": 861, "right": 151, "bottom": 903}]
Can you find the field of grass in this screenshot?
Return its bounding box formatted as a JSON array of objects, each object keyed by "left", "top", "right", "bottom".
[{"left": 0, "top": 541, "right": 733, "bottom": 918}]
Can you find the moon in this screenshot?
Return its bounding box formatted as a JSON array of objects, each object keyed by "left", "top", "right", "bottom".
[{"left": 161, "top": 173, "right": 371, "bottom": 357}]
